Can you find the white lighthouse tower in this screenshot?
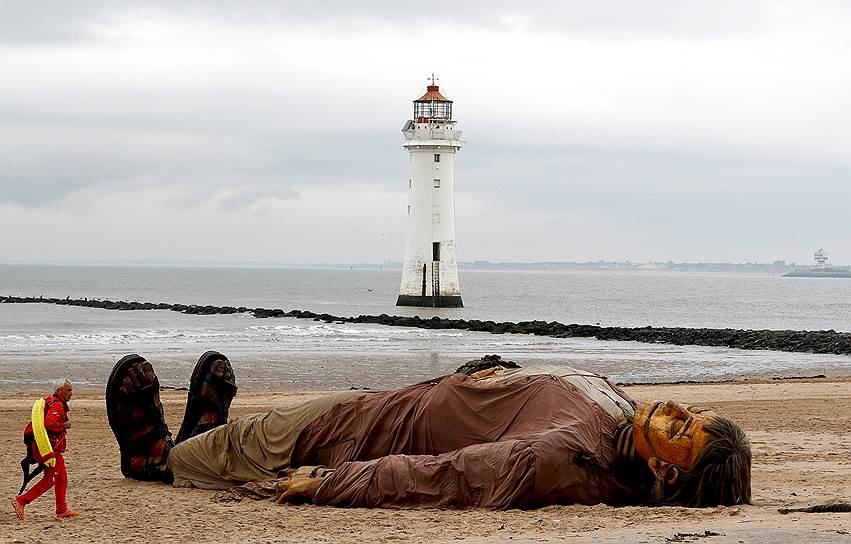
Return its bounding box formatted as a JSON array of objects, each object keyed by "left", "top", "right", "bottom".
[{"left": 396, "top": 77, "right": 463, "bottom": 307}]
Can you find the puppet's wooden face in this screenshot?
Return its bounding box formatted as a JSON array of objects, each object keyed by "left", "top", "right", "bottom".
[{"left": 633, "top": 401, "right": 715, "bottom": 469}]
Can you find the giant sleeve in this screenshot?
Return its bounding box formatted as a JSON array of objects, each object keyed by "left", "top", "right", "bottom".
[{"left": 313, "top": 429, "right": 627, "bottom": 509}]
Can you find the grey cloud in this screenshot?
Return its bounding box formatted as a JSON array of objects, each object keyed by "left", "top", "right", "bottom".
[
  {"left": 0, "top": 1, "right": 112, "bottom": 45},
  {"left": 212, "top": 185, "right": 299, "bottom": 212},
  {"left": 458, "top": 140, "right": 851, "bottom": 223},
  {"left": 202, "top": 0, "right": 775, "bottom": 36},
  {"left": 0, "top": 0, "right": 820, "bottom": 46},
  {"left": 0, "top": 78, "right": 408, "bottom": 202},
  {"left": 0, "top": 124, "right": 265, "bottom": 207},
  {"left": 0, "top": 121, "right": 403, "bottom": 209}
]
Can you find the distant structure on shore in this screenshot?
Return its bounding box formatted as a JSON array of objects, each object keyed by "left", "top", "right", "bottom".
[
  {"left": 783, "top": 248, "right": 851, "bottom": 278},
  {"left": 396, "top": 76, "right": 463, "bottom": 307}
]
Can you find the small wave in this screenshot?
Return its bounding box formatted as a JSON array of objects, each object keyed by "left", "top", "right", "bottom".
[
  {"left": 0, "top": 329, "right": 233, "bottom": 347},
  {"left": 245, "top": 324, "right": 464, "bottom": 339},
  {"left": 0, "top": 322, "right": 466, "bottom": 349}
]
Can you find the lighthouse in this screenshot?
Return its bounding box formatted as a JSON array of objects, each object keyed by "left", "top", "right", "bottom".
[{"left": 396, "top": 77, "right": 463, "bottom": 308}]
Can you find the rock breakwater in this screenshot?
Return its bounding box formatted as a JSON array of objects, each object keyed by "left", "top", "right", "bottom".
[{"left": 3, "top": 295, "right": 850, "bottom": 356}]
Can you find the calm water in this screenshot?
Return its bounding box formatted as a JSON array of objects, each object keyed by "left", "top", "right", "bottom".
[{"left": 1, "top": 264, "right": 850, "bottom": 391}]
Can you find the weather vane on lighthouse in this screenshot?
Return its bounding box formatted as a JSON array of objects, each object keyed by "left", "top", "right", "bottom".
[{"left": 396, "top": 75, "right": 463, "bottom": 307}]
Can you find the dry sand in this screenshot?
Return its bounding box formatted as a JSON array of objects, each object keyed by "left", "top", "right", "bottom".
[{"left": 1, "top": 379, "right": 850, "bottom": 543}]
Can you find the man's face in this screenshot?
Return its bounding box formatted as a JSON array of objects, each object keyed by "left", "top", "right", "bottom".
[
  {"left": 633, "top": 400, "right": 715, "bottom": 469},
  {"left": 57, "top": 382, "right": 73, "bottom": 402}
]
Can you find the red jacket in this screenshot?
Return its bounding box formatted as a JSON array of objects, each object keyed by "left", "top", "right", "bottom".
[{"left": 24, "top": 394, "right": 68, "bottom": 462}]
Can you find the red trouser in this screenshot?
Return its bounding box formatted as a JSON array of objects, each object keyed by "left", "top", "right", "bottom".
[{"left": 18, "top": 453, "right": 68, "bottom": 513}]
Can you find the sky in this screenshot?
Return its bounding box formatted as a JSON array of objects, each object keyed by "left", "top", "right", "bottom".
[{"left": 1, "top": 1, "right": 849, "bottom": 265}]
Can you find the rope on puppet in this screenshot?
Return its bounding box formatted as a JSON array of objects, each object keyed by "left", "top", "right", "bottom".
[{"left": 778, "top": 502, "right": 851, "bottom": 514}]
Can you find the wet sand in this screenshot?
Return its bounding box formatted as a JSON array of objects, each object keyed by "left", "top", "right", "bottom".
[{"left": 2, "top": 379, "right": 850, "bottom": 543}]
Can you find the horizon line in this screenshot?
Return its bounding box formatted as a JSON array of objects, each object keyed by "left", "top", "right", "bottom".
[{"left": 0, "top": 258, "right": 845, "bottom": 268}]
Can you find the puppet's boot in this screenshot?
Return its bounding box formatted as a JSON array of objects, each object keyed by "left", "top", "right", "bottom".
[
  {"left": 106, "top": 354, "right": 174, "bottom": 483},
  {"left": 175, "top": 351, "right": 237, "bottom": 443}
]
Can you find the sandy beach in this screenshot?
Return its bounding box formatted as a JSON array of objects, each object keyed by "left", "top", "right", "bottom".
[{"left": 2, "top": 378, "right": 850, "bottom": 543}]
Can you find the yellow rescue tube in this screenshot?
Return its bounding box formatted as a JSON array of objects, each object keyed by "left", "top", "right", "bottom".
[{"left": 31, "top": 398, "right": 56, "bottom": 468}]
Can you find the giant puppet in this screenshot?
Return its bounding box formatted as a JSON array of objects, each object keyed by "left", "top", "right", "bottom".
[{"left": 105, "top": 353, "right": 751, "bottom": 509}]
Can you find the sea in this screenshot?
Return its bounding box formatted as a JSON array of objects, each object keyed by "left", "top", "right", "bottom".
[{"left": 1, "top": 264, "right": 850, "bottom": 392}]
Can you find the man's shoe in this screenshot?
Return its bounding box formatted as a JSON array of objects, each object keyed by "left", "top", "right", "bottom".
[
  {"left": 10, "top": 497, "right": 25, "bottom": 521},
  {"left": 55, "top": 509, "right": 79, "bottom": 519}
]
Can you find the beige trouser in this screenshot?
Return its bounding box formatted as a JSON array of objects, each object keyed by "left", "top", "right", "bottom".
[{"left": 168, "top": 391, "right": 367, "bottom": 489}]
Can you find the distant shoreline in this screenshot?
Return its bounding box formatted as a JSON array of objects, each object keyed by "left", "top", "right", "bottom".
[
  {"left": 783, "top": 268, "right": 851, "bottom": 278},
  {"left": 2, "top": 260, "right": 849, "bottom": 274}
]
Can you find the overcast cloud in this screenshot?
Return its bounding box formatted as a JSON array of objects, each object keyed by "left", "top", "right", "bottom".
[{"left": 1, "top": 1, "right": 849, "bottom": 264}]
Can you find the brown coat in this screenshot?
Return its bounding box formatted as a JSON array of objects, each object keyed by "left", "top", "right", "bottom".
[{"left": 293, "top": 374, "right": 636, "bottom": 509}]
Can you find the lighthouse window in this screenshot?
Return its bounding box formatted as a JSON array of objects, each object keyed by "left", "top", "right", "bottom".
[
  {"left": 433, "top": 178, "right": 441, "bottom": 188},
  {"left": 433, "top": 242, "right": 441, "bottom": 262},
  {"left": 407, "top": 205, "right": 410, "bottom": 215},
  {"left": 434, "top": 154, "right": 440, "bottom": 162},
  {"left": 409, "top": 179, "right": 412, "bottom": 188}
]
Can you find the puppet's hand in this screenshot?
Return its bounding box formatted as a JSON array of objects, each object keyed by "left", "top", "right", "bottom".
[
  {"left": 274, "top": 466, "right": 331, "bottom": 504},
  {"left": 274, "top": 476, "right": 324, "bottom": 504}
]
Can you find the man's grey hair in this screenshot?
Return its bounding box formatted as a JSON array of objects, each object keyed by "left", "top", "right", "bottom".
[{"left": 53, "top": 379, "right": 72, "bottom": 393}]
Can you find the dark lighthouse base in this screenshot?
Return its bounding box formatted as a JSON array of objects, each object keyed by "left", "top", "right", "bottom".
[{"left": 396, "top": 295, "right": 464, "bottom": 308}]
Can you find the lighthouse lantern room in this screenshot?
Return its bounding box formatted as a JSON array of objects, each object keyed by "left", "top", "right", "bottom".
[{"left": 397, "top": 77, "right": 463, "bottom": 307}]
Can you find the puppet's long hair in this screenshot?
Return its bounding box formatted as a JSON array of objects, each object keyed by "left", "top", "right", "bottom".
[{"left": 663, "top": 416, "right": 752, "bottom": 507}]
